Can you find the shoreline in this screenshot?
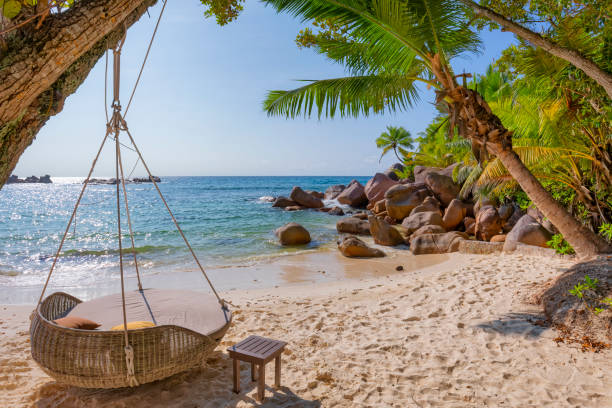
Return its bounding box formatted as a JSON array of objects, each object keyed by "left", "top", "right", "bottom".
[
  {"left": 0, "top": 239, "right": 449, "bottom": 305},
  {"left": 2, "top": 252, "right": 612, "bottom": 407}
]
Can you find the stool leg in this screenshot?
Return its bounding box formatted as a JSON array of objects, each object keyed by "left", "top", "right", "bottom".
[
  {"left": 257, "top": 362, "right": 265, "bottom": 402},
  {"left": 275, "top": 355, "right": 281, "bottom": 388},
  {"left": 232, "top": 358, "right": 240, "bottom": 393},
  {"left": 251, "top": 362, "right": 256, "bottom": 381}
]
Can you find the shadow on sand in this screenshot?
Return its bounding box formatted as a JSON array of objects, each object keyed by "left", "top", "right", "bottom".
[
  {"left": 476, "top": 256, "right": 612, "bottom": 343},
  {"left": 475, "top": 312, "right": 550, "bottom": 339},
  {"left": 32, "top": 350, "right": 321, "bottom": 408}
]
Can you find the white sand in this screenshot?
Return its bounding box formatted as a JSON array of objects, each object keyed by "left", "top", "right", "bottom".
[{"left": 2, "top": 252, "right": 612, "bottom": 407}]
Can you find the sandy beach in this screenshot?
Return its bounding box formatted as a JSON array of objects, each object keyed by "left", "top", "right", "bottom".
[{"left": 2, "top": 251, "right": 611, "bottom": 408}]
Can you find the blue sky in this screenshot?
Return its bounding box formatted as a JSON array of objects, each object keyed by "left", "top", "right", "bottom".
[{"left": 14, "top": 0, "right": 516, "bottom": 178}]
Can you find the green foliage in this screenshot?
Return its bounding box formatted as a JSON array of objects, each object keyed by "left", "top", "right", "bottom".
[
  {"left": 569, "top": 275, "right": 612, "bottom": 316},
  {"left": 200, "top": 0, "right": 244, "bottom": 25},
  {"left": 262, "top": 0, "right": 481, "bottom": 119},
  {"left": 599, "top": 224, "right": 612, "bottom": 242},
  {"left": 296, "top": 18, "right": 350, "bottom": 48},
  {"left": 2, "top": 1, "right": 22, "bottom": 19},
  {"left": 547, "top": 234, "right": 575, "bottom": 255},
  {"left": 514, "top": 191, "right": 532, "bottom": 211},
  {"left": 376, "top": 126, "right": 414, "bottom": 163}
]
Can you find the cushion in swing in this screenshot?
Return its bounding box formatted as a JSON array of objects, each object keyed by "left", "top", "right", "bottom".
[
  {"left": 111, "top": 321, "right": 156, "bottom": 331},
  {"left": 54, "top": 316, "right": 100, "bottom": 330},
  {"left": 66, "top": 289, "right": 230, "bottom": 335}
]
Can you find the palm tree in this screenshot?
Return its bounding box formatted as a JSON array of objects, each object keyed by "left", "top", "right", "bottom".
[
  {"left": 462, "top": 65, "right": 612, "bottom": 229},
  {"left": 261, "top": 0, "right": 611, "bottom": 257},
  {"left": 376, "top": 126, "right": 414, "bottom": 163}
]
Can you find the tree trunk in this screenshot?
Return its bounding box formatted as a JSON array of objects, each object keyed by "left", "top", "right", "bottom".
[
  {"left": 0, "top": 0, "right": 156, "bottom": 187},
  {"left": 446, "top": 85, "right": 612, "bottom": 258},
  {"left": 460, "top": 0, "right": 612, "bottom": 100},
  {"left": 496, "top": 149, "right": 611, "bottom": 257}
]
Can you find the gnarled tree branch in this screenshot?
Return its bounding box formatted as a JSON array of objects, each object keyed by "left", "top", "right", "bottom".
[{"left": 0, "top": 0, "right": 157, "bottom": 187}]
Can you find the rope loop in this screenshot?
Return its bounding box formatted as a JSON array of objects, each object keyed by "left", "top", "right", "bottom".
[{"left": 124, "top": 345, "right": 139, "bottom": 387}]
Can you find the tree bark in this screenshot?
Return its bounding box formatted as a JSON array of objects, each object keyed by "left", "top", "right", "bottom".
[
  {"left": 460, "top": 0, "right": 612, "bottom": 100},
  {"left": 0, "top": 0, "right": 156, "bottom": 187},
  {"left": 447, "top": 85, "right": 612, "bottom": 258}
]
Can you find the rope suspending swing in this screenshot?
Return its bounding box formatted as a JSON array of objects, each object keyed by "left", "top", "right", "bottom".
[{"left": 34, "top": 1, "right": 228, "bottom": 388}]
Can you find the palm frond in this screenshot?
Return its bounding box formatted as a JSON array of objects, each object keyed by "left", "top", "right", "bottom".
[{"left": 263, "top": 74, "right": 420, "bottom": 118}]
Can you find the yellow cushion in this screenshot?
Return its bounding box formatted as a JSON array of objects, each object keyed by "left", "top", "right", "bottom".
[{"left": 111, "top": 321, "right": 155, "bottom": 331}]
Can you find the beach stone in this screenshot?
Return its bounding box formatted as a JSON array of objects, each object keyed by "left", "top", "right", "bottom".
[
  {"left": 328, "top": 206, "right": 344, "bottom": 216},
  {"left": 318, "top": 207, "right": 331, "bottom": 212},
  {"left": 490, "top": 234, "right": 507, "bottom": 243},
  {"left": 413, "top": 164, "right": 457, "bottom": 184},
  {"left": 425, "top": 173, "right": 460, "bottom": 207},
  {"left": 290, "top": 186, "right": 324, "bottom": 208},
  {"left": 498, "top": 203, "right": 514, "bottom": 222},
  {"left": 384, "top": 215, "right": 398, "bottom": 225},
  {"left": 336, "top": 217, "right": 370, "bottom": 235},
  {"left": 527, "top": 207, "right": 558, "bottom": 234},
  {"left": 385, "top": 183, "right": 430, "bottom": 220},
  {"left": 365, "top": 173, "right": 398, "bottom": 203},
  {"left": 272, "top": 196, "right": 297, "bottom": 208},
  {"left": 368, "top": 216, "right": 404, "bottom": 246},
  {"left": 442, "top": 199, "right": 468, "bottom": 230},
  {"left": 409, "top": 196, "right": 441, "bottom": 216},
  {"left": 475, "top": 206, "right": 502, "bottom": 241},
  {"left": 503, "top": 215, "right": 552, "bottom": 251},
  {"left": 503, "top": 204, "right": 524, "bottom": 233},
  {"left": 306, "top": 190, "right": 325, "bottom": 200},
  {"left": 325, "top": 184, "right": 345, "bottom": 200},
  {"left": 413, "top": 166, "right": 440, "bottom": 184},
  {"left": 337, "top": 180, "right": 368, "bottom": 207},
  {"left": 474, "top": 197, "right": 497, "bottom": 217},
  {"left": 337, "top": 236, "right": 385, "bottom": 258},
  {"left": 372, "top": 199, "right": 386, "bottom": 215},
  {"left": 401, "top": 211, "right": 444, "bottom": 235},
  {"left": 285, "top": 205, "right": 305, "bottom": 211},
  {"left": 410, "top": 231, "right": 468, "bottom": 254},
  {"left": 276, "top": 223, "right": 311, "bottom": 245},
  {"left": 384, "top": 163, "right": 405, "bottom": 181},
  {"left": 352, "top": 212, "right": 369, "bottom": 220},
  {"left": 464, "top": 216, "right": 476, "bottom": 235},
  {"left": 408, "top": 224, "right": 446, "bottom": 244}
]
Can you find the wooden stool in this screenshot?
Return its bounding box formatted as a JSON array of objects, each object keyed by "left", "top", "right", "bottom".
[{"left": 227, "top": 335, "right": 287, "bottom": 402}]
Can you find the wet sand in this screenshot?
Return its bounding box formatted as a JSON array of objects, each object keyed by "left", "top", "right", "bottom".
[{"left": 0, "top": 239, "right": 448, "bottom": 304}]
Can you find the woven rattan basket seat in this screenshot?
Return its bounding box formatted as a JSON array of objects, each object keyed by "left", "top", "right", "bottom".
[{"left": 30, "top": 289, "right": 232, "bottom": 388}]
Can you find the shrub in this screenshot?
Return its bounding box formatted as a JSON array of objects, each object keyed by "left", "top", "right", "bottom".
[{"left": 547, "top": 234, "right": 575, "bottom": 255}]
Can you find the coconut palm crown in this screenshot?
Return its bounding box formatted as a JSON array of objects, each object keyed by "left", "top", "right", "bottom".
[{"left": 376, "top": 126, "right": 414, "bottom": 163}]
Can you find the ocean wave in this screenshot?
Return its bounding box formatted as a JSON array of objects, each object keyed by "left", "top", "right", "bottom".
[
  {"left": 210, "top": 242, "right": 336, "bottom": 269},
  {"left": 60, "top": 245, "right": 178, "bottom": 257},
  {"left": 0, "top": 269, "right": 19, "bottom": 277}
]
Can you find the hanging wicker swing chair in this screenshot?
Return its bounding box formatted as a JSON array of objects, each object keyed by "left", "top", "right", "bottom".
[{"left": 29, "top": 10, "right": 232, "bottom": 389}]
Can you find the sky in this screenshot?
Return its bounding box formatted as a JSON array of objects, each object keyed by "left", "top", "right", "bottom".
[{"left": 13, "top": 0, "right": 516, "bottom": 178}]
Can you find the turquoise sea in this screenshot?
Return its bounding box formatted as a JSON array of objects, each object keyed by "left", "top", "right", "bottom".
[{"left": 0, "top": 176, "right": 369, "bottom": 301}]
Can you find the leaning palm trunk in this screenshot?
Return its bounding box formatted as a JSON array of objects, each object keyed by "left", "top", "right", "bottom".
[{"left": 445, "top": 84, "right": 612, "bottom": 257}]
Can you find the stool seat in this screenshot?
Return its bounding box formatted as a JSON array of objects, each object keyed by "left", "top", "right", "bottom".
[{"left": 227, "top": 335, "right": 287, "bottom": 402}]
